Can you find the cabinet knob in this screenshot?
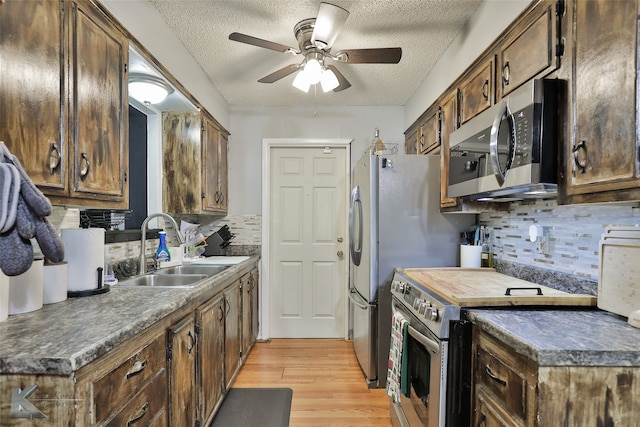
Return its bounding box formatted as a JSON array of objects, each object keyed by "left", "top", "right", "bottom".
[{"left": 337, "top": 250, "right": 344, "bottom": 258}]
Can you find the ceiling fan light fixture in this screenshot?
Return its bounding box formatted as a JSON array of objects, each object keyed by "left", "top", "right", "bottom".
[
  {"left": 303, "top": 58, "right": 322, "bottom": 84},
  {"left": 311, "top": 3, "right": 350, "bottom": 50},
  {"left": 292, "top": 70, "right": 311, "bottom": 92},
  {"left": 320, "top": 68, "right": 339, "bottom": 92},
  {"left": 128, "top": 73, "right": 173, "bottom": 104}
]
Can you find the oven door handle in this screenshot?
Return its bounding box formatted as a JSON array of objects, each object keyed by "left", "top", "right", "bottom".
[
  {"left": 393, "top": 305, "right": 441, "bottom": 355},
  {"left": 407, "top": 325, "right": 440, "bottom": 355}
]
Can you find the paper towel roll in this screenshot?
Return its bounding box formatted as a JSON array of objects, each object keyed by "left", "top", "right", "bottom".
[
  {"left": 460, "top": 244, "right": 482, "bottom": 268},
  {"left": 43, "top": 262, "right": 68, "bottom": 304},
  {"left": 61, "top": 228, "right": 105, "bottom": 292},
  {"left": 8, "top": 258, "right": 43, "bottom": 315}
]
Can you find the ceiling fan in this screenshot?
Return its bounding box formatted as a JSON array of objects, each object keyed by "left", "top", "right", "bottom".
[{"left": 228, "top": 2, "right": 402, "bottom": 93}]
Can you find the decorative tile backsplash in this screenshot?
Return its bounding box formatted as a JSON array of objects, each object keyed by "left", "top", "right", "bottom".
[{"left": 480, "top": 200, "right": 640, "bottom": 281}]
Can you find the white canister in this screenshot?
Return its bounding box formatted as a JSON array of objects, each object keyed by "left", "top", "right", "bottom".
[
  {"left": 0, "top": 270, "right": 9, "bottom": 322},
  {"left": 460, "top": 244, "right": 482, "bottom": 268},
  {"left": 43, "top": 261, "right": 68, "bottom": 304},
  {"left": 8, "top": 258, "right": 44, "bottom": 315}
]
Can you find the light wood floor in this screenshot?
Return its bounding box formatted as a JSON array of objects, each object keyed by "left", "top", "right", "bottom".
[{"left": 233, "top": 339, "right": 393, "bottom": 427}]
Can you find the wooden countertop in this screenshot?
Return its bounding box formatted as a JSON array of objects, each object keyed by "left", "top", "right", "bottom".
[{"left": 403, "top": 267, "right": 597, "bottom": 307}]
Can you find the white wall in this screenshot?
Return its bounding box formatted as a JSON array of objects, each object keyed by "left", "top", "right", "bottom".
[
  {"left": 228, "top": 105, "right": 404, "bottom": 215},
  {"left": 405, "top": 0, "right": 530, "bottom": 128}
]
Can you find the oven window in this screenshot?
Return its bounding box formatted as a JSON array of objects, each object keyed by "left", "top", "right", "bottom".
[{"left": 407, "top": 335, "right": 430, "bottom": 410}]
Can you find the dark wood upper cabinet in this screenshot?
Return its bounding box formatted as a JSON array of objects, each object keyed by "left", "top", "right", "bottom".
[
  {"left": 0, "top": 0, "right": 129, "bottom": 207},
  {"left": 497, "top": 0, "right": 561, "bottom": 99},
  {"left": 458, "top": 57, "right": 494, "bottom": 125},
  {"left": 70, "top": 0, "right": 129, "bottom": 203},
  {"left": 563, "top": 0, "right": 640, "bottom": 202},
  {"left": 0, "top": 0, "right": 67, "bottom": 195}
]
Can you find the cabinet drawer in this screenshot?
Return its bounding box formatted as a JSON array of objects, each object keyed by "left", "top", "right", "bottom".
[
  {"left": 94, "top": 332, "right": 166, "bottom": 422},
  {"left": 104, "top": 370, "right": 168, "bottom": 427},
  {"left": 476, "top": 346, "right": 527, "bottom": 420}
]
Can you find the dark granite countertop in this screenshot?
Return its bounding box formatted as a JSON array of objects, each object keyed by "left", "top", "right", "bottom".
[
  {"left": 0, "top": 256, "right": 258, "bottom": 376},
  {"left": 465, "top": 308, "right": 640, "bottom": 367}
]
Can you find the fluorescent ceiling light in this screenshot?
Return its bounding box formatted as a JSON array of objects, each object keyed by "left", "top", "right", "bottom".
[{"left": 128, "top": 73, "right": 173, "bottom": 104}]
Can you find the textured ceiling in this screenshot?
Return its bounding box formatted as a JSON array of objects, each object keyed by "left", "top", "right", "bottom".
[{"left": 145, "top": 0, "right": 482, "bottom": 107}]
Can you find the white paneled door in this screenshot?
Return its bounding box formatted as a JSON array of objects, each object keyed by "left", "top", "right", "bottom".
[{"left": 269, "top": 145, "right": 348, "bottom": 338}]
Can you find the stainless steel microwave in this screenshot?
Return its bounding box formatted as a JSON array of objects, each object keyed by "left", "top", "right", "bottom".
[{"left": 448, "top": 79, "right": 560, "bottom": 201}]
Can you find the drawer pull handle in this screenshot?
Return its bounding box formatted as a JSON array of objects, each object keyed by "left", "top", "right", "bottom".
[
  {"left": 188, "top": 330, "right": 196, "bottom": 354},
  {"left": 48, "top": 142, "right": 61, "bottom": 174},
  {"left": 505, "top": 287, "right": 542, "bottom": 296},
  {"left": 126, "top": 402, "right": 149, "bottom": 426},
  {"left": 125, "top": 360, "right": 147, "bottom": 379},
  {"left": 79, "top": 153, "right": 90, "bottom": 180},
  {"left": 485, "top": 366, "right": 507, "bottom": 386},
  {"left": 218, "top": 305, "right": 224, "bottom": 322},
  {"left": 476, "top": 413, "right": 487, "bottom": 427}
]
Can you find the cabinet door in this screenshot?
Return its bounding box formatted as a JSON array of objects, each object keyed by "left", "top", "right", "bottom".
[
  {"left": 70, "top": 0, "right": 128, "bottom": 204},
  {"left": 0, "top": 0, "right": 67, "bottom": 195},
  {"left": 202, "top": 115, "right": 220, "bottom": 212},
  {"left": 250, "top": 270, "right": 259, "bottom": 347},
  {"left": 224, "top": 281, "right": 241, "bottom": 387},
  {"left": 196, "top": 294, "right": 225, "bottom": 423},
  {"left": 474, "top": 393, "right": 515, "bottom": 427},
  {"left": 458, "top": 57, "right": 493, "bottom": 125},
  {"left": 217, "top": 131, "right": 229, "bottom": 211},
  {"left": 404, "top": 127, "right": 418, "bottom": 155},
  {"left": 417, "top": 107, "right": 440, "bottom": 155},
  {"left": 439, "top": 91, "right": 459, "bottom": 209},
  {"left": 569, "top": 0, "right": 638, "bottom": 194},
  {"left": 163, "top": 112, "right": 202, "bottom": 214},
  {"left": 168, "top": 316, "right": 196, "bottom": 427},
  {"left": 497, "top": 0, "right": 560, "bottom": 98},
  {"left": 241, "top": 273, "right": 252, "bottom": 358}
]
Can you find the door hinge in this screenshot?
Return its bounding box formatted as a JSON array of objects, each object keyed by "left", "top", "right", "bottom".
[
  {"left": 166, "top": 347, "right": 172, "bottom": 361},
  {"left": 201, "top": 191, "right": 205, "bottom": 200},
  {"left": 194, "top": 324, "right": 201, "bottom": 335}
]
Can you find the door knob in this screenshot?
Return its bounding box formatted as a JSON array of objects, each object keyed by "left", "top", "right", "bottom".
[
  {"left": 337, "top": 237, "right": 343, "bottom": 242},
  {"left": 337, "top": 250, "right": 344, "bottom": 257}
]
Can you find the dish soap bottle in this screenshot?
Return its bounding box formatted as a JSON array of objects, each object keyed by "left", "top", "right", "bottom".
[
  {"left": 156, "top": 231, "right": 171, "bottom": 263},
  {"left": 372, "top": 128, "right": 386, "bottom": 154}
]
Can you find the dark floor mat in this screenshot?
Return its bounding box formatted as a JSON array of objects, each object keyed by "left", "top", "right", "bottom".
[{"left": 209, "top": 387, "right": 293, "bottom": 427}]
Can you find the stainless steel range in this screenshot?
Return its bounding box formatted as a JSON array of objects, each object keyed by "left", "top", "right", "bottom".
[
  {"left": 388, "top": 267, "right": 597, "bottom": 427},
  {"left": 389, "top": 268, "right": 471, "bottom": 427}
]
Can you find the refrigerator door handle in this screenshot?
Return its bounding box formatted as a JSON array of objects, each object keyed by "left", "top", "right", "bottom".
[
  {"left": 349, "top": 186, "right": 363, "bottom": 266},
  {"left": 348, "top": 288, "right": 373, "bottom": 310}
]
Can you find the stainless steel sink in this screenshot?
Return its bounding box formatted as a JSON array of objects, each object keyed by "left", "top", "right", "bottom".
[
  {"left": 156, "top": 264, "right": 232, "bottom": 276},
  {"left": 119, "top": 273, "right": 209, "bottom": 288}
]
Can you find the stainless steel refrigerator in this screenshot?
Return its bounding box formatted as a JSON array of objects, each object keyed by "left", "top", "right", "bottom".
[{"left": 348, "top": 151, "right": 474, "bottom": 388}]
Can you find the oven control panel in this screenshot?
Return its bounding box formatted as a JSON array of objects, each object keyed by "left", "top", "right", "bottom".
[{"left": 391, "top": 270, "right": 461, "bottom": 340}]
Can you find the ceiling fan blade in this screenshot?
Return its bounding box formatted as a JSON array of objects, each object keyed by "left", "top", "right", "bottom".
[
  {"left": 257, "top": 64, "right": 299, "bottom": 83},
  {"left": 311, "top": 2, "right": 350, "bottom": 50},
  {"left": 229, "top": 32, "right": 299, "bottom": 54},
  {"left": 326, "top": 65, "right": 351, "bottom": 92},
  {"left": 336, "top": 47, "right": 402, "bottom": 64}
]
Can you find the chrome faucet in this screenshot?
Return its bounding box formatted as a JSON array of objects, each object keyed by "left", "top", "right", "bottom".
[{"left": 139, "top": 213, "right": 185, "bottom": 274}]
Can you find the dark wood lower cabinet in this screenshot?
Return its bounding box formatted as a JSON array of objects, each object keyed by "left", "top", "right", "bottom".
[
  {"left": 197, "top": 293, "right": 225, "bottom": 425},
  {"left": 168, "top": 316, "right": 197, "bottom": 427},
  {"left": 224, "top": 281, "right": 241, "bottom": 389}
]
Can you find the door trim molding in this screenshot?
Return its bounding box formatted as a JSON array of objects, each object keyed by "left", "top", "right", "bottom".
[{"left": 260, "top": 138, "right": 352, "bottom": 340}]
